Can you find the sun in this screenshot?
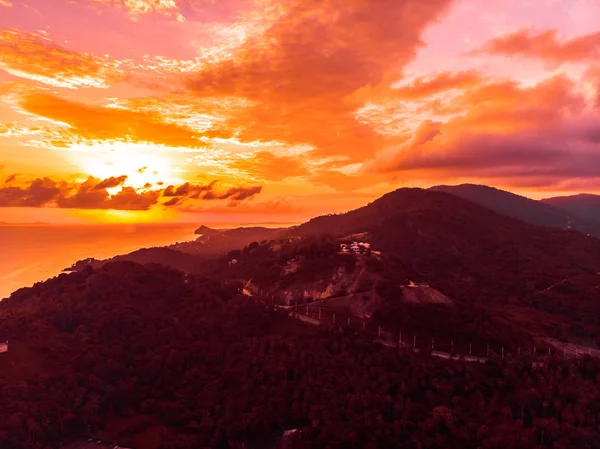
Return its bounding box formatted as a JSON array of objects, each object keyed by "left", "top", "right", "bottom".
[{"left": 62, "top": 140, "right": 186, "bottom": 190}]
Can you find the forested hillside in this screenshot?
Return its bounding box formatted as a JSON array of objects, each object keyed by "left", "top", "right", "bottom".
[{"left": 1, "top": 262, "right": 600, "bottom": 449}]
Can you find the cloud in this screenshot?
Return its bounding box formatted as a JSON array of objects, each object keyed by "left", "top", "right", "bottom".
[
  {"left": 161, "top": 180, "right": 262, "bottom": 207},
  {"left": 222, "top": 185, "right": 262, "bottom": 201},
  {"left": 584, "top": 66, "right": 600, "bottom": 109},
  {"left": 353, "top": 71, "right": 483, "bottom": 103},
  {"left": 0, "top": 174, "right": 264, "bottom": 210},
  {"left": 89, "top": 0, "right": 185, "bottom": 21},
  {"left": 163, "top": 180, "right": 216, "bottom": 197},
  {"left": 93, "top": 175, "right": 128, "bottom": 190},
  {"left": 0, "top": 30, "right": 123, "bottom": 89},
  {"left": 0, "top": 177, "right": 64, "bottom": 207},
  {"left": 4, "top": 174, "right": 17, "bottom": 184},
  {"left": 0, "top": 175, "right": 160, "bottom": 210},
  {"left": 15, "top": 91, "right": 207, "bottom": 148},
  {"left": 186, "top": 0, "right": 454, "bottom": 162},
  {"left": 0, "top": 0, "right": 12, "bottom": 7},
  {"left": 227, "top": 151, "right": 308, "bottom": 181},
  {"left": 474, "top": 29, "right": 600, "bottom": 64},
  {"left": 367, "top": 75, "right": 600, "bottom": 189}
]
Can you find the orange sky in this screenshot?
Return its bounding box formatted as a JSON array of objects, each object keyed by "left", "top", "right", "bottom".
[{"left": 0, "top": 0, "right": 599, "bottom": 224}]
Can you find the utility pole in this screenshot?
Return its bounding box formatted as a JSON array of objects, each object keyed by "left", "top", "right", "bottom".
[
  {"left": 333, "top": 313, "right": 336, "bottom": 324},
  {"left": 347, "top": 317, "right": 350, "bottom": 326},
  {"left": 451, "top": 340, "right": 454, "bottom": 353},
  {"left": 399, "top": 332, "right": 402, "bottom": 345},
  {"left": 486, "top": 344, "right": 489, "bottom": 357},
  {"left": 431, "top": 337, "right": 435, "bottom": 350},
  {"left": 413, "top": 335, "right": 416, "bottom": 347},
  {"left": 469, "top": 343, "right": 472, "bottom": 355},
  {"left": 378, "top": 326, "right": 381, "bottom": 338},
  {"left": 501, "top": 347, "right": 504, "bottom": 359}
]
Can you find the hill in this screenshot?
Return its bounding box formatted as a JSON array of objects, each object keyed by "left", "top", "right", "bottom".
[
  {"left": 65, "top": 225, "right": 286, "bottom": 275},
  {"left": 542, "top": 193, "right": 600, "bottom": 224},
  {"left": 2, "top": 261, "right": 600, "bottom": 449},
  {"left": 430, "top": 184, "right": 600, "bottom": 237},
  {"left": 290, "top": 188, "right": 600, "bottom": 343},
  {"left": 187, "top": 225, "right": 286, "bottom": 255}
]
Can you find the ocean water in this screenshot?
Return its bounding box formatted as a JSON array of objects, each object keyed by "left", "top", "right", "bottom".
[{"left": 0, "top": 224, "right": 199, "bottom": 299}]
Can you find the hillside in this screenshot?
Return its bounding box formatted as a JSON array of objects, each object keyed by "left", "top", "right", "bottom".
[
  {"left": 65, "top": 247, "right": 204, "bottom": 274},
  {"left": 187, "top": 225, "right": 287, "bottom": 255},
  {"left": 542, "top": 194, "right": 600, "bottom": 224},
  {"left": 291, "top": 188, "right": 600, "bottom": 342},
  {"left": 430, "top": 184, "right": 600, "bottom": 237},
  {"left": 2, "top": 261, "right": 600, "bottom": 449},
  {"left": 65, "top": 225, "right": 286, "bottom": 275}
]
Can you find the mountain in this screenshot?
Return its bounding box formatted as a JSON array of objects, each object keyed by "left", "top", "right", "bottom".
[
  {"left": 542, "top": 193, "right": 600, "bottom": 224},
  {"left": 430, "top": 184, "right": 600, "bottom": 237},
  {"left": 54, "top": 187, "right": 600, "bottom": 347},
  {"left": 291, "top": 188, "right": 600, "bottom": 342}
]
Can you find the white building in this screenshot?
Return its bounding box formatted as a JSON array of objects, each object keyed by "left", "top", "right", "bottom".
[{"left": 340, "top": 242, "right": 371, "bottom": 254}]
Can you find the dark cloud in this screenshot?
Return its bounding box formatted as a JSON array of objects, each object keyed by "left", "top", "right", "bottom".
[
  {"left": 163, "top": 180, "right": 216, "bottom": 197},
  {"left": 93, "top": 175, "right": 128, "bottom": 190},
  {"left": 163, "top": 197, "right": 183, "bottom": 207},
  {"left": 161, "top": 181, "right": 261, "bottom": 206},
  {"left": 4, "top": 174, "right": 18, "bottom": 184},
  {"left": 366, "top": 75, "right": 600, "bottom": 189},
  {"left": 0, "top": 177, "right": 63, "bottom": 207},
  {"left": 0, "top": 175, "right": 158, "bottom": 210},
  {"left": 222, "top": 185, "right": 262, "bottom": 201}
]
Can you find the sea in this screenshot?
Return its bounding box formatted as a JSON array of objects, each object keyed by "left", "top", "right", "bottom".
[{"left": 0, "top": 223, "right": 201, "bottom": 300}]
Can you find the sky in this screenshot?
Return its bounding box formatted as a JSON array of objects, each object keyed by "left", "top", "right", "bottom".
[{"left": 0, "top": 0, "right": 599, "bottom": 224}]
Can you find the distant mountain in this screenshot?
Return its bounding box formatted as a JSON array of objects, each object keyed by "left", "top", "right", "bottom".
[
  {"left": 189, "top": 225, "right": 287, "bottom": 255},
  {"left": 66, "top": 225, "right": 286, "bottom": 274},
  {"left": 542, "top": 194, "right": 600, "bottom": 224},
  {"left": 430, "top": 184, "right": 600, "bottom": 237}
]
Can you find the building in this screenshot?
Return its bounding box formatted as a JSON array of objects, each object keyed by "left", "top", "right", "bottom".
[
  {"left": 0, "top": 341, "right": 7, "bottom": 353},
  {"left": 340, "top": 242, "right": 371, "bottom": 254}
]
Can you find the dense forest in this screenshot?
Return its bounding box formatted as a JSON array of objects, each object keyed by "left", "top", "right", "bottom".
[{"left": 1, "top": 262, "right": 600, "bottom": 449}]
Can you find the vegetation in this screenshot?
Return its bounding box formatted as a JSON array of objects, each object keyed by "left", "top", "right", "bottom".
[{"left": 1, "top": 262, "right": 600, "bottom": 449}]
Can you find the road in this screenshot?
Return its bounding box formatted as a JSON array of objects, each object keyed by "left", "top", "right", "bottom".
[{"left": 287, "top": 309, "right": 489, "bottom": 363}]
